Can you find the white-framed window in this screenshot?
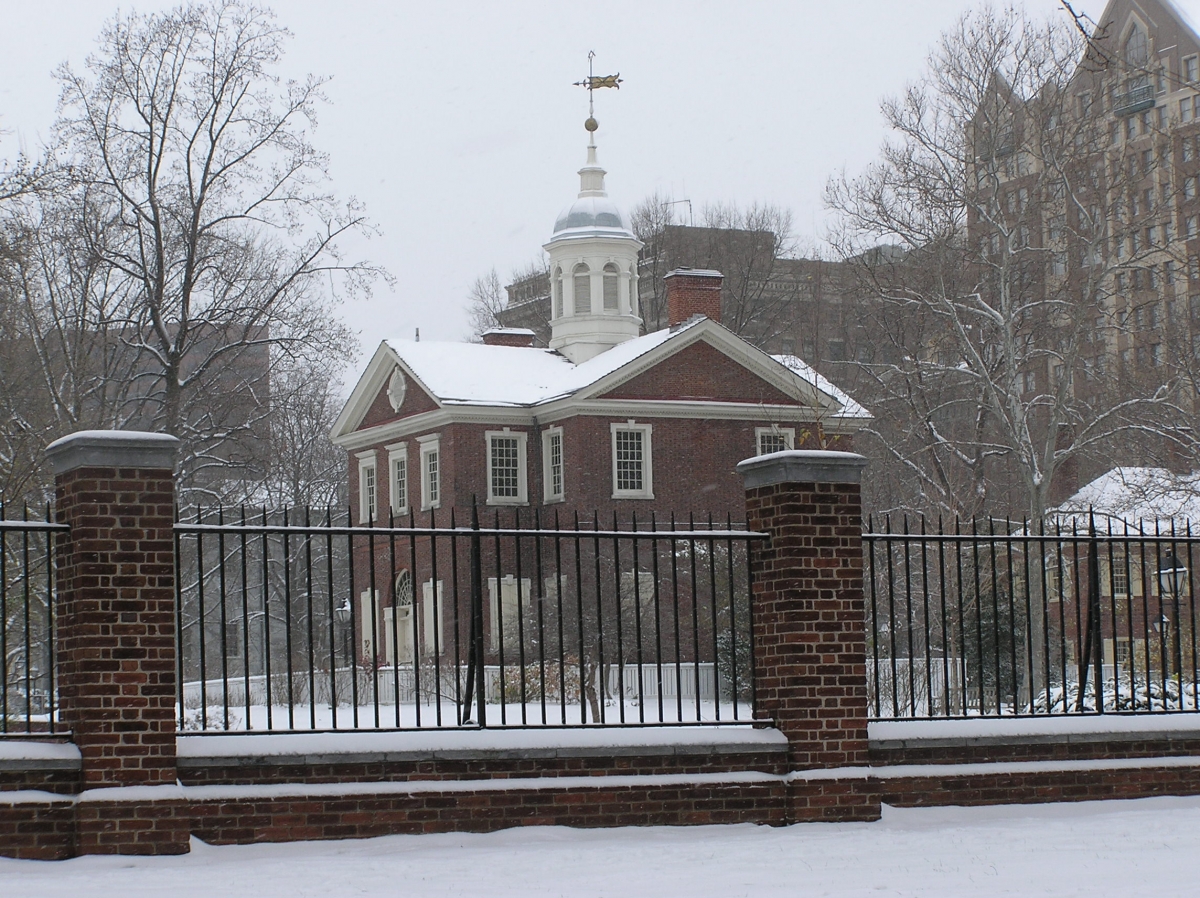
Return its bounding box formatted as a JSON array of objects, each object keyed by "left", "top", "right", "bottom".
[
  {"left": 1186, "top": 55, "right": 1199, "bottom": 83},
  {"left": 755, "top": 426, "right": 795, "bottom": 456},
  {"left": 418, "top": 434, "right": 441, "bottom": 510},
  {"left": 486, "top": 429, "right": 528, "bottom": 505},
  {"left": 543, "top": 426, "right": 565, "bottom": 502},
  {"left": 386, "top": 442, "right": 408, "bottom": 515},
  {"left": 488, "top": 575, "right": 530, "bottom": 651},
  {"left": 422, "top": 579, "right": 445, "bottom": 655},
  {"left": 356, "top": 451, "right": 378, "bottom": 524},
  {"left": 611, "top": 422, "right": 653, "bottom": 499},
  {"left": 383, "top": 570, "right": 414, "bottom": 665},
  {"left": 359, "top": 588, "right": 380, "bottom": 660}
]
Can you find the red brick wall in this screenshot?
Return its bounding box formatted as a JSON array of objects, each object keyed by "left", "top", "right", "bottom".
[
  {"left": 360, "top": 374, "right": 439, "bottom": 430},
  {"left": 665, "top": 272, "right": 723, "bottom": 325},
  {"left": 178, "top": 747, "right": 789, "bottom": 786},
  {"left": 189, "top": 779, "right": 787, "bottom": 845},
  {"left": 0, "top": 798, "right": 76, "bottom": 860},
  {"left": 55, "top": 466, "right": 178, "bottom": 789},
  {"left": 876, "top": 763, "right": 1200, "bottom": 808},
  {"left": 872, "top": 734, "right": 1200, "bottom": 766},
  {"left": 744, "top": 478, "right": 871, "bottom": 771},
  {"left": 601, "top": 343, "right": 797, "bottom": 404},
  {"left": 350, "top": 416, "right": 851, "bottom": 527}
]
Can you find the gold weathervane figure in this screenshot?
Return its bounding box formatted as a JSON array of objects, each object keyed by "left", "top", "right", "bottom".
[{"left": 573, "top": 51, "right": 622, "bottom": 134}]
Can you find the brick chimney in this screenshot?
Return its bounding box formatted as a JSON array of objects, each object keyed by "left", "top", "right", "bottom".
[
  {"left": 664, "top": 269, "right": 723, "bottom": 326},
  {"left": 481, "top": 327, "right": 536, "bottom": 348}
]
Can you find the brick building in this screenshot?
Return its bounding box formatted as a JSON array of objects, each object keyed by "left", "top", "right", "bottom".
[{"left": 331, "top": 127, "right": 869, "bottom": 663}]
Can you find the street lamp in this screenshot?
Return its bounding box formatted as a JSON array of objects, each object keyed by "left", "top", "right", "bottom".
[
  {"left": 335, "top": 599, "right": 352, "bottom": 665},
  {"left": 1157, "top": 552, "right": 1187, "bottom": 688}
]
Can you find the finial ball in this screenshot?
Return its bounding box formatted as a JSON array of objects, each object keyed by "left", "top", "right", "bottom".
[{"left": 584, "top": 116, "right": 599, "bottom": 132}]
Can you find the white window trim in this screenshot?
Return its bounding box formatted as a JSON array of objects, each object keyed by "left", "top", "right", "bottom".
[
  {"left": 422, "top": 579, "right": 445, "bottom": 655},
  {"left": 755, "top": 426, "right": 796, "bottom": 456},
  {"left": 356, "top": 450, "right": 378, "bottom": 524},
  {"left": 542, "top": 426, "right": 565, "bottom": 503},
  {"left": 385, "top": 441, "right": 408, "bottom": 516},
  {"left": 611, "top": 421, "right": 654, "bottom": 500},
  {"left": 418, "top": 433, "right": 441, "bottom": 511},
  {"left": 485, "top": 428, "right": 528, "bottom": 506},
  {"left": 488, "top": 575, "right": 531, "bottom": 651}
]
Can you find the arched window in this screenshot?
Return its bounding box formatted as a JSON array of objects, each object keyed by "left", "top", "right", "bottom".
[
  {"left": 603, "top": 263, "right": 619, "bottom": 311},
  {"left": 552, "top": 267, "right": 563, "bottom": 318},
  {"left": 573, "top": 263, "right": 591, "bottom": 314},
  {"left": 1125, "top": 22, "right": 1148, "bottom": 66}
]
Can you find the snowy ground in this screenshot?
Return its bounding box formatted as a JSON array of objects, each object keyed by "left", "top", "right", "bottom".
[{"left": 5, "top": 797, "right": 1200, "bottom": 897}]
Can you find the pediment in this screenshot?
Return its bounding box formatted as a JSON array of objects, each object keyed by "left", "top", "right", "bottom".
[{"left": 597, "top": 339, "right": 807, "bottom": 406}]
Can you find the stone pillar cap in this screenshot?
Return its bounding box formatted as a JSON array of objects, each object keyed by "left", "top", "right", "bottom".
[
  {"left": 736, "top": 449, "right": 867, "bottom": 487},
  {"left": 46, "top": 430, "right": 180, "bottom": 475}
]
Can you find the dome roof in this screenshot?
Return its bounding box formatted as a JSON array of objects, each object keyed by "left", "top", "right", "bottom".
[{"left": 552, "top": 195, "right": 633, "bottom": 237}]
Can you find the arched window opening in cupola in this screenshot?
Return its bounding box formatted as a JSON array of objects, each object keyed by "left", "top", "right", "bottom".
[
  {"left": 603, "top": 263, "right": 620, "bottom": 311},
  {"left": 573, "top": 263, "right": 591, "bottom": 314},
  {"left": 552, "top": 267, "right": 563, "bottom": 318}
]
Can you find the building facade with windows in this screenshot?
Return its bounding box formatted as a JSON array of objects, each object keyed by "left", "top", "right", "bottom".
[{"left": 330, "top": 129, "right": 869, "bottom": 664}]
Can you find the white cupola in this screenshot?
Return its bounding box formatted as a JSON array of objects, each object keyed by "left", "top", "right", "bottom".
[{"left": 544, "top": 122, "right": 642, "bottom": 364}]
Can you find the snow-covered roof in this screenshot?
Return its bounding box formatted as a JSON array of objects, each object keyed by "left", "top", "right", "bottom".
[
  {"left": 1052, "top": 467, "right": 1200, "bottom": 530},
  {"left": 772, "top": 354, "right": 870, "bottom": 421},
  {"left": 481, "top": 327, "right": 535, "bottom": 337},
  {"left": 385, "top": 320, "right": 688, "bottom": 407},
  {"left": 381, "top": 319, "right": 871, "bottom": 418}
]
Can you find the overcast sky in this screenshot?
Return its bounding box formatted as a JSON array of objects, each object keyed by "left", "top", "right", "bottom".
[{"left": 0, "top": 0, "right": 1169, "bottom": 371}]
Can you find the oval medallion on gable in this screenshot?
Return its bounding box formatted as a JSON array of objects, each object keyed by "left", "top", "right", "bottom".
[{"left": 387, "top": 366, "right": 408, "bottom": 411}]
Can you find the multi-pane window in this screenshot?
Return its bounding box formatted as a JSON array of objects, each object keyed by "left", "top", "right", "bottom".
[
  {"left": 615, "top": 431, "right": 643, "bottom": 491},
  {"left": 486, "top": 430, "right": 527, "bottom": 505},
  {"left": 543, "top": 429, "right": 564, "bottom": 502},
  {"left": 611, "top": 424, "right": 653, "bottom": 498},
  {"left": 1111, "top": 553, "right": 1129, "bottom": 595},
  {"left": 756, "top": 427, "right": 795, "bottom": 456},
  {"left": 490, "top": 437, "right": 520, "bottom": 498},
  {"left": 419, "top": 437, "right": 440, "bottom": 510},
  {"left": 1186, "top": 56, "right": 1199, "bottom": 82},
  {"left": 389, "top": 446, "right": 408, "bottom": 514},
  {"left": 357, "top": 454, "right": 377, "bottom": 524}
]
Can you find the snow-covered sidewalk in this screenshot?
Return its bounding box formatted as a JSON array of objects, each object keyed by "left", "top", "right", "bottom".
[{"left": 4, "top": 797, "right": 1198, "bottom": 897}]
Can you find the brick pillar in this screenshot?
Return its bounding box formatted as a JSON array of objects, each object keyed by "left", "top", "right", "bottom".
[
  {"left": 46, "top": 430, "right": 189, "bottom": 854},
  {"left": 737, "top": 450, "right": 878, "bottom": 821}
]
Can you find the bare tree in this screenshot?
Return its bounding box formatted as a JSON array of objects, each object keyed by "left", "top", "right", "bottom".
[
  {"left": 631, "top": 193, "right": 798, "bottom": 345},
  {"left": 38, "top": 0, "right": 375, "bottom": 500},
  {"left": 826, "top": 4, "right": 1188, "bottom": 525},
  {"left": 465, "top": 268, "right": 505, "bottom": 341}
]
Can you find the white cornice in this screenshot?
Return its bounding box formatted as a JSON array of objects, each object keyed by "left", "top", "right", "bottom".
[
  {"left": 332, "top": 397, "right": 867, "bottom": 451},
  {"left": 330, "top": 341, "right": 446, "bottom": 443}
]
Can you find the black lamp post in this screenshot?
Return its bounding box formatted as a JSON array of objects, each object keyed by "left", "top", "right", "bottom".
[
  {"left": 335, "top": 599, "right": 352, "bottom": 666},
  {"left": 1158, "top": 552, "right": 1187, "bottom": 688}
]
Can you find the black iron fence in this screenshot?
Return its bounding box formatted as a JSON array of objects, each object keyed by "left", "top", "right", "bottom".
[
  {"left": 174, "top": 507, "right": 762, "bottom": 733},
  {"left": 865, "top": 514, "right": 1200, "bottom": 719},
  {"left": 0, "top": 505, "right": 63, "bottom": 736}
]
